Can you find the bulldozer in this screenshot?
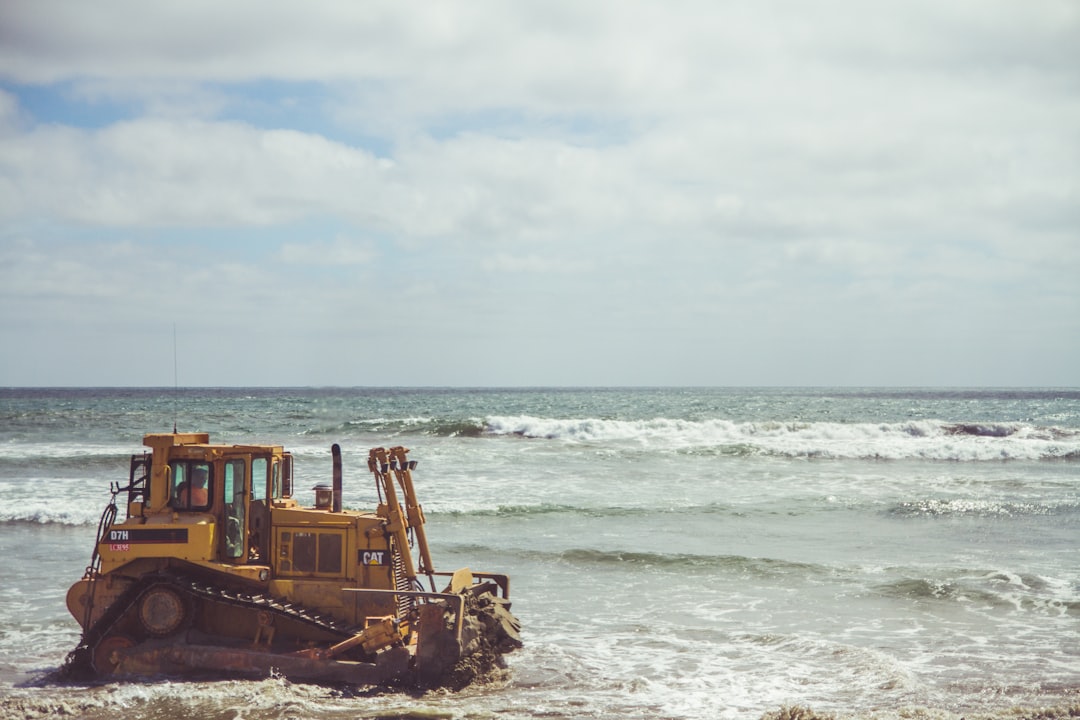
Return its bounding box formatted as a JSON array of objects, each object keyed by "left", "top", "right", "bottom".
[{"left": 62, "top": 433, "right": 521, "bottom": 688}]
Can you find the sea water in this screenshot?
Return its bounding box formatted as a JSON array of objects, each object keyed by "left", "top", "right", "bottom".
[{"left": 0, "top": 387, "right": 1077, "bottom": 719}]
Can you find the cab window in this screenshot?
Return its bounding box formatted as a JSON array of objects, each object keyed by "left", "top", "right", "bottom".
[
  {"left": 282, "top": 454, "right": 293, "bottom": 498},
  {"left": 271, "top": 460, "right": 282, "bottom": 500},
  {"left": 170, "top": 461, "right": 211, "bottom": 511},
  {"left": 252, "top": 457, "right": 268, "bottom": 501}
]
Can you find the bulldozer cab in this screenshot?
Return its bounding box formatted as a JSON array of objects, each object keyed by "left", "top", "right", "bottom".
[{"left": 122, "top": 434, "right": 294, "bottom": 567}]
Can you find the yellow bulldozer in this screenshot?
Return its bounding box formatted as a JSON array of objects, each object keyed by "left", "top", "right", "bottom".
[{"left": 62, "top": 433, "right": 521, "bottom": 688}]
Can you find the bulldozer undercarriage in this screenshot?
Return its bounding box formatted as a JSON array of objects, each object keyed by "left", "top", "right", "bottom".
[{"left": 64, "top": 569, "right": 520, "bottom": 689}]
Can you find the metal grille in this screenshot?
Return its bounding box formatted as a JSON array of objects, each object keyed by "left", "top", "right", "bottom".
[{"left": 389, "top": 537, "right": 414, "bottom": 619}]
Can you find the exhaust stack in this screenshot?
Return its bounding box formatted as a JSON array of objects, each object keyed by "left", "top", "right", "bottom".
[{"left": 331, "top": 443, "right": 343, "bottom": 513}]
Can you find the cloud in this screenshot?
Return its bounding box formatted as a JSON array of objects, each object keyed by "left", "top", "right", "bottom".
[
  {"left": 0, "top": 0, "right": 1077, "bottom": 385},
  {"left": 0, "top": 118, "right": 391, "bottom": 226},
  {"left": 279, "top": 237, "right": 377, "bottom": 267},
  {"left": 481, "top": 253, "right": 593, "bottom": 275}
]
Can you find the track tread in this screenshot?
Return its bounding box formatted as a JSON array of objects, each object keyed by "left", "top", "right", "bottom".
[{"left": 61, "top": 570, "right": 361, "bottom": 678}]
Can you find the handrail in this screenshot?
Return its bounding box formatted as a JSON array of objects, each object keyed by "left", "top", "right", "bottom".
[{"left": 430, "top": 570, "right": 511, "bottom": 599}]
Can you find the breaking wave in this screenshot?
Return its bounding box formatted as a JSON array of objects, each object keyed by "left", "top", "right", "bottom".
[
  {"left": 482, "top": 416, "right": 1080, "bottom": 461},
  {"left": 0, "top": 506, "right": 103, "bottom": 527},
  {"left": 526, "top": 547, "right": 833, "bottom": 579},
  {"left": 299, "top": 417, "right": 488, "bottom": 439},
  {"left": 432, "top": 502, "right": 742, "bottom": 520},
  {"left": 889, "top": 498, "right": 1080, "bottom": 518},
  {"left": 874, "top": 573, "right": 1080, "bottom": 615}
]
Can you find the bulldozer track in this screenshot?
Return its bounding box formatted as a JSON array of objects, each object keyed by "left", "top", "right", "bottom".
[
  {"left": 63, "top": 570, "right": 362, "bottom": 678},
  {"left": 174, "top": 574, "right": 358, "bottom": 635}
]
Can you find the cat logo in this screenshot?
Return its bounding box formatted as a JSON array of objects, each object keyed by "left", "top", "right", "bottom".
[{"left": 361, "top": 550, "right": 388, "bottom": 565}]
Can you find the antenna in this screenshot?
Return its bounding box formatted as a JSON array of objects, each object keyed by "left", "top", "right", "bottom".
[{"left": 173, "top": 322, "right": 179, "bottom": 434}]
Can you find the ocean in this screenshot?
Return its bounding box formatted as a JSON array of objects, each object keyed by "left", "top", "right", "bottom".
[{"left": 0, "top": 386, "right": 1077, "bottom": 719}]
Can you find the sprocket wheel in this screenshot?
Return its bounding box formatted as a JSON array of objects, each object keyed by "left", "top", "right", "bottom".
[{"left": 138, "top": 584, "right": 187, "bottom": 637}]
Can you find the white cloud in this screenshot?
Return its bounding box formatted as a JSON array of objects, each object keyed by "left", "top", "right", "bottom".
[
  {"left": 0, "top": 0, "right": 1076, "bottom": 385},
  {"left": 279, "top": 237, "right": 376, "bottom": 266},
  {"left": 481, "top": 253, "right": 592, "bottom": 275},
  {"left": 0, "top": 119, "right": 390, "bottom": 226}
]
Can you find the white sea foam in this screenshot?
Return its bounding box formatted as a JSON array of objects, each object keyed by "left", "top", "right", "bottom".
[
  {"left": 484, "top": 415, "right": 1080, "bottom": 460},
  {"left": 0, "top": 505, "right": 102, "bottom": 526},
  {"left": 0, "top": 442, "right": 139, "bottom": 461}
]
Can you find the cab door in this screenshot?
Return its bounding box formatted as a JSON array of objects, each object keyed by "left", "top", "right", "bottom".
[{"left": 248, "top": 456, "right": 271, "bottom": 563}]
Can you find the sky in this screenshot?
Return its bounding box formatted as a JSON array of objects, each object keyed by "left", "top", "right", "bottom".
[{"left": 1, "top": 1, "right": 1077, "bottom": 387}]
